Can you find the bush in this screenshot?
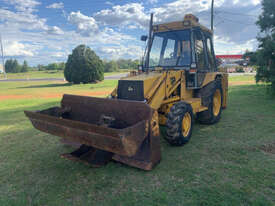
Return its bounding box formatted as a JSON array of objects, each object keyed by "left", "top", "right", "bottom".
[{"left": 64, "top": 45, "right": 104, "bottom": 84}]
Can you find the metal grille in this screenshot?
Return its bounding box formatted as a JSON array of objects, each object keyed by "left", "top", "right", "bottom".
[{"left": 117, "top": 80, "right": 144, "bottom": 101}]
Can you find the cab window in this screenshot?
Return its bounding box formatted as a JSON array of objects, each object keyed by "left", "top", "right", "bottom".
[
  {"left": 193, "top": 31, "right": 206, "bottom": 70},
  {"left": 206, "top": 37, "right": 215, "bottom": 70}
]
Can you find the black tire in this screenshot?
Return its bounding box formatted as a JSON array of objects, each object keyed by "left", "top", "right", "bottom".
[
  {"left": 197, "top": 80, "right": 223, "bottom": 124},
  {"left": 165, "top": 102, "right": 193, "bottom": 146}
]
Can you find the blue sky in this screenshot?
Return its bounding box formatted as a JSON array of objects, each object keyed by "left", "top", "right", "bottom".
[{"left": 0, "top": 0, "right": 262, "bottom": 65}]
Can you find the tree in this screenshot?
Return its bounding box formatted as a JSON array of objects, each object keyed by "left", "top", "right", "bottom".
[
  {"left": 64, "top": 45, "right": 104, "bottom": 84},
  {"left": 21, "top": 60, "right": 29, "bottom": 72},
  {"left": 103, "top": 60, "right": 119, "bottom": 72},
  {"left": 116, "top": 59, "right": 139, "bottom": 70},
  {"left": 37, "top": 64, "right": 45, "bottom": 71},
  {"left": 4, "top": 59, "right": 13, "bottom": 73},
  {"left": 255, "top": 0, "right": 275, "bottom": 93},
  {"left": 243, "top": 50, "right": 258, "bottom": 66},
  {"left": 5, "top": 59, "right": 21, "bottom": 73}
]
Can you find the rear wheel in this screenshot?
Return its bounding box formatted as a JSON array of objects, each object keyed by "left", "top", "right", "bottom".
[
  {"left": 165, "top": 102, "right": 193, "bottom": 146},
  {"left": 197, "top": 80, "right": 223, "bottom": 124}
]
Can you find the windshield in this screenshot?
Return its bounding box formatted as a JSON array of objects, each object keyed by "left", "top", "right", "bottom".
[{"left": 149, "top": 30, "right": 191, "bottom": 68}]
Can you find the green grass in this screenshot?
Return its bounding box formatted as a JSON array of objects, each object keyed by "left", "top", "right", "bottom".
[
  {"left": 0, "top": 70, "right": 64, "bottom": 79},
  {"left": 0, "top": 80, "right": 117, "bottom": 97},
  {"left": 228, "top": 74, "right": 255, "bottom": 82},
  {"left": 0, "top": 77, "right": 274, "bottom": 205},
  {"left": 0, "top": 70, "right": 127, "bottom": 79}
]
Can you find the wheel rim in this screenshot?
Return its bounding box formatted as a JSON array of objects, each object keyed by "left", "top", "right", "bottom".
[
  {"left": 182, "top": 113, "right": 191, "bottom": 137},
  {"left": 213, "top": 89, "right": 221, "bottom": 116}
]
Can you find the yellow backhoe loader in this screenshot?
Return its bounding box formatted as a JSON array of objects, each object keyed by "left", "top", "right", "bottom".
[{"left": 25, "top": 14, "right": 228, "bottom": 170}]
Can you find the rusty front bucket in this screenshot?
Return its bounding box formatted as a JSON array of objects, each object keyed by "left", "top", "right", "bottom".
[{"left": 24, "top": 94, "right": 161, "bottom": 170}]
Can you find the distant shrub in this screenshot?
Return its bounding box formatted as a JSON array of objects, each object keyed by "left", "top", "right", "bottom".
[{"left": 64, "top": 45, "right": 104, "bottom": 84}]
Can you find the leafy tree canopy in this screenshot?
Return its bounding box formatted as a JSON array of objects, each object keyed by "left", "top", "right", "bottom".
[
  {"left": 64, "top": 45, "right": 104, "bottom": 84},
  {"left": 255, "top": 0, "right": 275, "bottom": 93}
]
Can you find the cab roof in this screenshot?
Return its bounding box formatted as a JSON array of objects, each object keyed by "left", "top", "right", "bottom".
[{"left": 153, "top": 14, "right": 212, "bottom": 34}]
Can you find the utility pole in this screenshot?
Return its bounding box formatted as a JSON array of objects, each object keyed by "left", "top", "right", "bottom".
[
  {"left": 211, "top": 0, "right": 214, "bottom": 32},
  {"left": 0, "top": 34, "right": 7, "bottom": 79}
]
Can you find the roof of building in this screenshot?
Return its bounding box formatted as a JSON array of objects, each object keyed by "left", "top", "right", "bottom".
[{"left": 216, "top": 55, "right": 243, "bottom": 59}]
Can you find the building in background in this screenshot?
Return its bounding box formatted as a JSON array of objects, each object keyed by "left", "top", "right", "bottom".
[
  {"left": 216, "top": 55, "right": 244, "bottom": 65},
  {"left": 216, "top": 54, "right": 253, "bottom": 73}
]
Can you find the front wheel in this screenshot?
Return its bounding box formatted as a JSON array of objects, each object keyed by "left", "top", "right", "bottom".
[{"left": 164, "top": 102, "right": 194, "bottom": 146}]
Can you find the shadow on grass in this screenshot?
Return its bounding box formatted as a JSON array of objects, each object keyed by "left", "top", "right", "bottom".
[{"left": 17, "top": 83, "right": 73, "bottom": 89}]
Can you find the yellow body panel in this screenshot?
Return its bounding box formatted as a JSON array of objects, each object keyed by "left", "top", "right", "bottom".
[
  {"left": 114, "top": 69, "right": 227, "bottom": 126},
  {"left": 221, "top": 73, "right": 228, "bottom": 108},
  {"left": 201, "top": 72, "right": 217, "bottom": 87}
]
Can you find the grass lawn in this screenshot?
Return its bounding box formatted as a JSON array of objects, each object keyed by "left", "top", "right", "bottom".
[
  {"left": 0, "top": 76, "right": 274, "bottom": 205},
  {"left": 0, "top": 70, "right": 128, "bottom": 79},
  {"left": 228, "top": 74, "right": 255, "bottom": 82}
]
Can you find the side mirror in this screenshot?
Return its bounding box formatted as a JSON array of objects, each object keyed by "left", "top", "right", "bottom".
[{"left": 141, "top": 35, "right": 148, "bottom": 41}]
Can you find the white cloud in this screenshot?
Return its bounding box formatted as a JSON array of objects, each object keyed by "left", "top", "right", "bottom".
[
  {"left": 148, "top": 0, "right": 158, "bottom": 4},
  {"left": 46, "top": 2, "right": 64, "bottom": 9},
  {"left": 4, "top": 0, "right": 40, "bottom": 13},
  {"left": 93, "top": 1, "right": 225, "bottom": 29},
  {"left": 252, "top": 0, "right": 261, "bottom": 5},
  {"left": 98, "top": 44, "right": 142, "bottom": 59},
  {"left": 0, "top": 8, "right": 47, "bottom": 30},
  {"left": 97, "top": 28, "right": 135, "bottom": 44},
  {"left": 214, "top": 36, "right": 258, "bottom": 54},
  {"left": 94, "top": 3, "right": 149, "bottom": 28},
  {"left": 68, "top": 11, "right": 99, "bottom": 36},
  {"left": 46, "top": 26, "right": 64, "bottom": 35},
  {"left": 105, "top": 1, "right": 114, "bottom": 6},
  {"left": 150, "top": 0, "right": 225, "bottom": 24},
  {"left": 233, "top": 0, "right": 261, "bottom": 6},
  {"left": 0, "top": 8, "right": 64, "bottom": 35},
  {"left": 4, "top": 41, "right": 34, "bottom": 57},
  {"left": 50, "top": 51, "right": 66, "bottom": 58}
]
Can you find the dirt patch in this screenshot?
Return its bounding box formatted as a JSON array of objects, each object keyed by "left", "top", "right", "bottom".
[
  {"left": 0, "top": 95, "right": 33, "bottom": 100},
  {"left": 260, "top": 142, "right": 275, "bottom": 154},
  {"left": 0, "top": 90, "right": 113, "bottom": 100},
  {"left": 229, "top": 81, "right": 255, "bottom": 86}
]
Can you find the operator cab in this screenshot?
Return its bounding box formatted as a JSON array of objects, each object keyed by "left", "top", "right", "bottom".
[{"left": 143, "top": 14, "right": 217, "bottom": 88}]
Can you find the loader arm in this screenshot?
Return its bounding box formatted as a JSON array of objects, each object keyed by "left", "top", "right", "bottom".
[{"left": 146, "top": 73, "right": 167, "bottom": 110}]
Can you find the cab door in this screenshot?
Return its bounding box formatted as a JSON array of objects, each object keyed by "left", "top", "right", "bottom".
[
  {"left": 186, "top": 29, "right": 209, "bottom": 88},
  {"left": 204, "top": 34, "right": 217, "bottom": 72}
]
